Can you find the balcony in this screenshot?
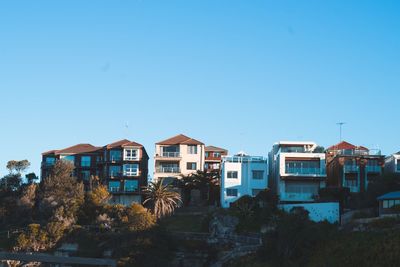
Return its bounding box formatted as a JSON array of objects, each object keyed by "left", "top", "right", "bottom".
[
  {"left": 109, "top": 172, "right": 123, "bottom": 178},
  {"left": 285, "top": 167, "right": 326, "bottom": 176},
  {"left": 124, "top": 186, "right": 139, "bottom": 192},
  {"left": 156, "top": 166, "right": 180, "bottom": 173},
  {"left": 344, "top": 165, "right": 359, "bottom": 173},
  {"left": 155, "top": 152, "right": 181, "bottom": 158},
  {"left": 366, "top": 165, "right": 381, "bottom": 173},
  {"left": 109, "top": 156, "right": 122, "bottom": 163},
  {"left": 280, "top": 192, "right": 315, "bottom": 202},
  {"left": 109, "top": 187, "right": 120, "bottom": 193}
]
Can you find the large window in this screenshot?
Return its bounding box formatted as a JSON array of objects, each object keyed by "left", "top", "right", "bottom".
[
  {"left": 285, "top": 182, "right": 318, "bottom": 195},
  {"left": 81, "top": 156, "right": 91, "bottom": 167},
  {"left": 62, "top": 155, "right": 75, "bottom": 163},
  {"left": 252, "top": 170, "right": 264, "bottom": 180},
  {"left": 187, "top": 162, "right": 197, "bottom": 170},
  {"left": 45, "top": 157, "right": 55, "bottom": 166},
  {"left": 124, "top": 180, "right": 139, "bottom": 192},
  {"left": 109, "top": 165, "right": 122, "bottom": 177},
  {"left": 109, "top": 181, "right": 120, "bottom": 192},
  {"left": 226, "top": 189, "right": 238, "bottom": 197},
  {"left": 123, "top": 164, "right": 139, "bottom": 176},
  {"left": 187, "top": 145, "right": 198, "bottom": 154},
  {"left": 227, "top": 171, "right": 238, "bottom": 179},
  {"left": 110, "top": 150, "right": 122, "bottom": 161},
  {"left": 383, "top": 199, "right": 400, "bottom": 209},
  {"left": 124, "top": 149, "right": 139, "bottom": 160}
]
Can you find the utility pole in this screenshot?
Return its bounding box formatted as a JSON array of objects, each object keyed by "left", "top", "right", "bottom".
[{"left": 336, "top": 122, "right": 346, "bottom": 142}]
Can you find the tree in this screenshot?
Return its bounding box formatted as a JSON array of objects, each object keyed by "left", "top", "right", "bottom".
[
  {"left": 180, "top": 170, "right": 220, "bottom": 205},
  {"left": 125, "top": 203, "right": 156, "bottom": 231},
  {"left": 143, "top": 178, "right": 182, "bottom": 219},
  {"left": 6, "top": 160, "right": 30, "bottom": 174},
  {"left": 14, "top": 224, "right": 50, "bottom": 252},
  {"left": 25, "top": 172, "right": 39, "bottom": 184}
]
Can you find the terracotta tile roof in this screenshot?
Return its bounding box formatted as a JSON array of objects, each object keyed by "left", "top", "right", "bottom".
[
  {"left": 205, "top": 145, "right": 228, "bottom": 152},
  {"left": 105, "top": 139, "right": 143, "bottom": 149},
  {"left": 43, "top": 144, "right": 101, "bottom": 155},
  {"left": 327, "top": 141, "right": 369, "bottom": 151},
  {"left": 156, "top": 134, "right": 204, "bottom": 145}
]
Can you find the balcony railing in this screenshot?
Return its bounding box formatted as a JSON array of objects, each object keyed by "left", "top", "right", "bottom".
[
  {"left": 281, "top": 192, "right": 315, "bottom": 201},
  {"left": 109, "top": 156, "right": 122, "bottom": 162},
  {"left": 156, "top": 167, "right": 180, "bottom": 173},
  {"left": 366, "top": 165, "right": 381, "bottom": 173},
  {"left": 285, "top": 167, "right": 326, "bottom": 176},
  {"left": 109, "top": 172, "right": 123, "bottom": 178},
  {"left": 158, "top": 152, "right": 181, "bottom": 158},
  {"left": 344, "top": 165, "right": 359, "bottom": 173},
  {"left": 109, "top": 187, "right": 120, "bottom": 193},
  {"left": 124, "top": 187, "right": 138, "bottom": 192}
]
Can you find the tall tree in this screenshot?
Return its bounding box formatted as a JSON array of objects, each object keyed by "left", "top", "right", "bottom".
[
  {"left": 6, "top": 160, "right": 30, "bottom": 174},
  {"left": 143, "top": 179, "right": 182, "bottom": 219}
]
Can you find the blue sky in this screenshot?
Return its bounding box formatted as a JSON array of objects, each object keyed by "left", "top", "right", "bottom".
[{"left": 0, "top": 0, "right": 399, "bottom": 177}]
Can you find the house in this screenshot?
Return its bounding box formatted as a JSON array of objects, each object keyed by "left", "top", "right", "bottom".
[
  {"left": 377, "top": 191, "right": 400, "bottom": 216},
  {"left": 326, "top": 141, "right": 384, "bottom": 193},
  {"left": 204, "top": 145, "right": 228, "bottom": 172},
  {"left": 41, "top": 139, "right": 149, "bottom": 205},
  {"left": 154, "top": 134, "right": 205, "bottom": 183},
  {"left": 269, "top": 141, "right": 327, "bottom": 203},
  {"left": 385, "top": 152, "right": 400, "bottom": 174},
  {"left": 220, "top": 153, "right": 268, "bottom": 208}
]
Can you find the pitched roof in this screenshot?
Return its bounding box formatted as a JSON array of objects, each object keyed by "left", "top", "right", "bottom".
[
  {"left": 327, "top": 141, "right": 369, "bottom": 151},
  {"left": 156, "top": 134, "right": 204, "bottom": 145},
  {"left": 105, "top": 139, "right": 143, "bottom": 149},
  {"left": 43, "top": 144, "right": 101, "bottom": 155},
  {"left": 377, "top": 191, "right": 400, "bottom": 200},
  {"left": 205, "top": 145, "right": 228, "bottom": 152}
]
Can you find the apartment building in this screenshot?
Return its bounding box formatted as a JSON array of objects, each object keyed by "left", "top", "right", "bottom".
[
  {"left": 326, "top": 141, "right": 384, "bottom": 193},
  {"left": 154, "top": 134, "right": 205, "bottom": 182},
  {"left": 204, "top": 146, "right": 228, "bottom": 172},
  {"left": 220, "top": 153, "right": 268, "bottom": 208},
  {"left": 269, "top": 141, "right": 327, "bottom": 203},
  {"left": 385, "top": 152, "right": 400, "bottom": 175},
  {"left": 41, "top": 139, "right": 149, "bottom": 205}
]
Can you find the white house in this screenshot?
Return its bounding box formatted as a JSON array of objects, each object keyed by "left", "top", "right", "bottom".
[
  {"left": 269, "top": 141, "right": 327, "bottom": 203},
  {"left": 385, "top": 152, "right": 400, "bottom": 174},
  {"left": 220, "top": 153, "right": 268, "bottom": 208}
]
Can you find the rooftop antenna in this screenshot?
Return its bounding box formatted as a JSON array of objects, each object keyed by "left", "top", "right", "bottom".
[{"left": 336, "top": 122, "right": 346, "bottom": 142}]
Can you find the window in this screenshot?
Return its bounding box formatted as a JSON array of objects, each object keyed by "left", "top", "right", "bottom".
[
  {"left": 109, "top": 166, "right": 122, "bottom": 177},
  {"left": 45, "top": 157, "right": 55, "bottom": 166},
  {"left": 187, "top": 162, "right": 197, "bottom": 170},
  {"left": 252, "top": 189, "right": 263, "bottom": 196},
  {"left": 252, "top": 170, "right": 264, "bottom": 180},
  {"left": 226, "top": 189, "right": 238, "bottom": 197},
  {"left": 81, "top": 156, "right": 91, "bottom": 167},
  {"left": 389, "top": 200, "right": 395, "bottom": 208},
  {"left": 124, "top": 148, "right": 139, "bottom": 160},
  {"left": 124, "top": 180, "right": 138, "bottom": 192},
  {"left": 110, "top": 150, "right": 122, "bottom": 161},
  {"left": 187, "top": 145, "right": 198, "bottom": 154},
  {"left": 367, "top": 159, "right": 378, "bottom": 166},
  {"left": 227, "top": 171, "right": 238, "bottom": 179},
  {"left": 205, "top": 152, "right": 210, "bottom": 158},
  {"left": 383, "top": 200, "right": 389, "bottom": 209},
  {"left": 81, "top": 170, "right": 90, "bottom": 181},
  {"left": 109, "top": 181, "right": 120, "bottom": 192},
  {"left": 213, "top": 152, "right": 221, "bottom": 157},
  {"left": 62, "top": 155, "right": 75, "bottom": 163},
  {"left": 123, "top": 164, "right": 139, "bottom": 176}
]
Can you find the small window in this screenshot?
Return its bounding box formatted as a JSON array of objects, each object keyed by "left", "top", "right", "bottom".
[
  {"left": 252, "top": 170, "right": 264, "bottom": 180},
  {"left": 110, "top": 150, "right": 122, "bottom": 161},
  {"left": 187, "top": 162, "right": 197, "bottom": 170},
  {"left": 383, "top": 200, "right": 389, "bottom": 209},
  {"left": 227, "top": 171, "right": 238, "bottom": 179},
  {"left": 389, "top": 200, "right": 395, "bottom": 208},
  {"left": 124, "top": 180, "right": 139, "bottom": 192},
  {"left": 108, "top": 181, "right": 120, "bottom": 192},
  {"left": 187, "top": 145, "right": 198, "bottom": 154},
  {"left": 81, "top": 156, "right": 91, "bottom": 167},
  {"left": 123, "top": 164, "right": 139, "bottom": 176},
  {"left": 124, "top": 149, "right": 139, "bottom": 160},
  {"left": 45, "top": 157, "right": 56, "bottom": 166},
  {"left": 213, "top": 152, "right": 221, "bottom": 157},
  {"left": 109, "top": 166, "right": 122, "bottom": 177},
  {"left": 226, "top": 189, "right": 238, "bottom": 197}
]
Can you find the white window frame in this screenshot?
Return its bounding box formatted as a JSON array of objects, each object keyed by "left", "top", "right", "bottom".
[
  {"left": 187, "top": 145, "right": 198, "bottom": 154},
  {"left": 227, "top": 171, "right": 238, "bottom": 179},
  {"left": 123, "top": 164, "right": 139, "bottom": 176},
  {"left": 124, "top": 148, "right": 139, "bottom": 161}
]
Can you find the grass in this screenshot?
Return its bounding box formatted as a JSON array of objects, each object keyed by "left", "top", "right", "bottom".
[{"left": 160, "top": 214, "right": 207, "bottom": 233}]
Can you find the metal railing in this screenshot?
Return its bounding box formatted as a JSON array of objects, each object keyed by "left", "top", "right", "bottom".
[
  {"left": 285, "top": 167, "right": 326, "bottom": 176},
  {"left": 158, "top": 152, "right": 181, "bottom": 158},
  {"left": 222, "top": 156, "right": 266, "bottom": 163},
  {"left": 344, "top": 165, "right": 359, "bottom": 172},
  {"left": 109, "top": 187, "right": 120, "bottom": 193},
  {"left": 156, "top": 167, "right": 180, "bottom": 173},
  {"left": 281, "top": 193, "right": 315, "bottom": 201},
  {"left": 124, "top": 186, "right": 138, "bottom": 192}
]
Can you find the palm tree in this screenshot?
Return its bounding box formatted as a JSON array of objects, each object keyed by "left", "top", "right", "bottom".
[
  {"left": 180, "top": 170, "right": 220, "bottom": 205},
  {"left": 143, "top": 178, "right": 182, "bottom": 219}
]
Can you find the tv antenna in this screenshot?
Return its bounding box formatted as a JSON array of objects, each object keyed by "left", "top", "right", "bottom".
[{"left": 336, "top": 122, "right": 346, "bottom": 141}]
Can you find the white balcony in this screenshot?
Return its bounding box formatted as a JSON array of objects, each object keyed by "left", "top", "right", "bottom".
[{"left": 156, "top": 166, "right": 180, "bottom": 173}]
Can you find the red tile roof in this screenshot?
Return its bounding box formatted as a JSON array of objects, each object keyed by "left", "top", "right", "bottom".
[
  {"left": 42, "top": 144, "right": 101, "bottom": 155},
  {"left": 327, "top": 141, "right": 369, "bottom": 151},
  {"left": 205, "top": 145, "right": 228, "bottom": 152},
  {"left": 156, "top": 134, "right": 204, "bottom": 145},
  {"left": 105, "top": 139, "right": 143, "bottom": 149}
]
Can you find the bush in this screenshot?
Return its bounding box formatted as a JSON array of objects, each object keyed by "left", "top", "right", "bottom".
[{"left": 369, "top": 217, "right": 398, "bottom": 229}]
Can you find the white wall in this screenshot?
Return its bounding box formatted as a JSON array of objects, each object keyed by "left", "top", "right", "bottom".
[{"left": 279, "top": 202, "right": 340, "bottom": 224}]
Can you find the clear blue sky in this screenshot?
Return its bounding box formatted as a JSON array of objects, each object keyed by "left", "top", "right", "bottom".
[{"left": 0, "top": 0, "right": 399, "bottom": 177}]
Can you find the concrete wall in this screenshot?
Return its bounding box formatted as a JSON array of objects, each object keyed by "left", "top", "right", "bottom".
[{"left": 279, "top": 202, "right": 340, "bottom": 223}]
